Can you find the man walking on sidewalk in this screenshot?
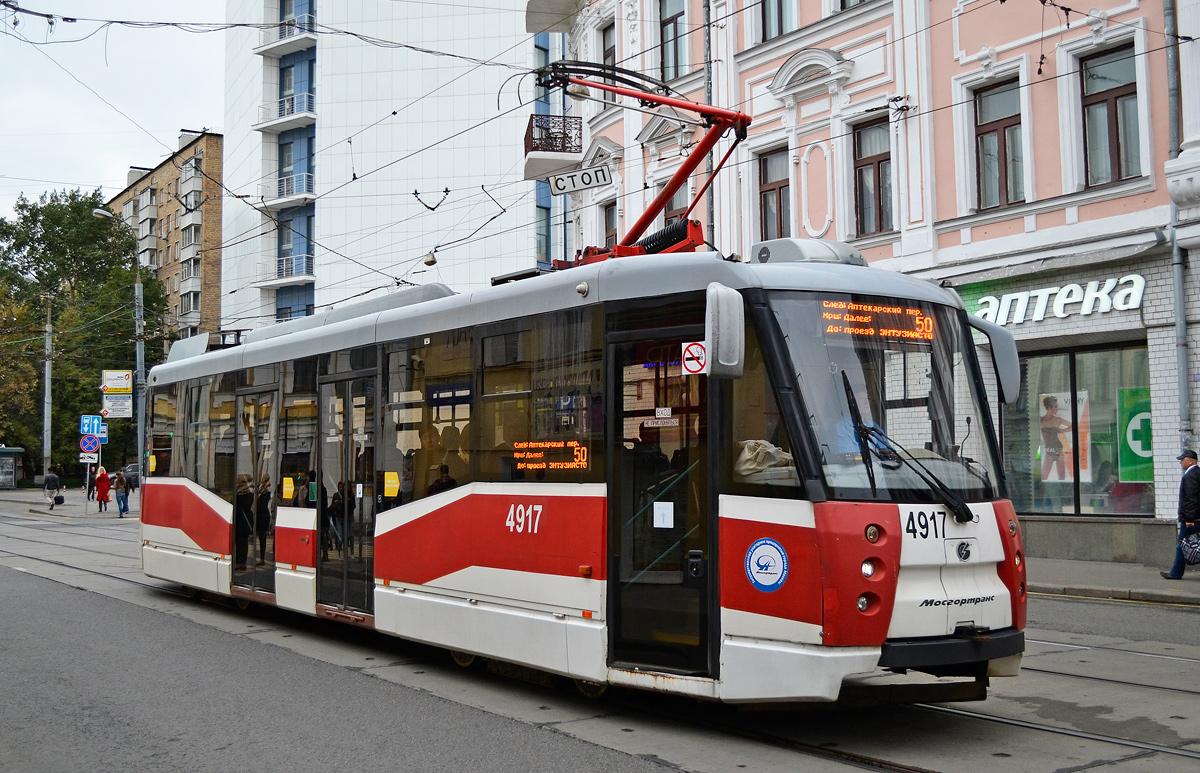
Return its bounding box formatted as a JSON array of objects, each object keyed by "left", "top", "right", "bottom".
[
  {"left": 43, "top": 466, "right": 61, "bottom": 511},
  {"left": 1162, "top": 449, "right": 1200, "bottom": 580}
]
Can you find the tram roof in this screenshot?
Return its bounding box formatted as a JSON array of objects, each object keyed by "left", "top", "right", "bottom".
[{"left": 149, "top": 249, "right": 961, "bottom": 386}]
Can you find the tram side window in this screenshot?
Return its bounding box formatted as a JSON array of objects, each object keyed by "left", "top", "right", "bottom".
[
  {"left": 149, "top": 385, "right": 181, "bottom": 477},
  {"left": 206, "top": 372, "right": 237, "bottom": 502},
  {"left": 728, "top": 321, "right": 801, "bottom": 494},
  {"left": 420, "top": 330, "right": 474, "bottom": 495},
  {"left": 185, "top": 379, "right": 209, "bottom": 484},
  {"left": 279, "top": 357, "right": 318, "bottom": 509},
  {"left": 479, "top": 327, "right": 533, "bottom": 482}
]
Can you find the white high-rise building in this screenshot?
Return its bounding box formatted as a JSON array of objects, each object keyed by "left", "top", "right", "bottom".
[{"left": 222, "top": 1, "right": 567, "bottom": 328}]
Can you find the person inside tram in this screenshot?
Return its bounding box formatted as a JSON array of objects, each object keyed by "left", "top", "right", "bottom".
[
  {"left": 255, "top": 472, "right": 272, "bottom": 565},
  {"left": 428, "top": 464, "right": 458, "bottom": 495},
  {"left": 439, "top": 424, "right": 469, "bottom": 483},
  {"left": 233, "top": 474, "right": 254, "bottom": 571}
]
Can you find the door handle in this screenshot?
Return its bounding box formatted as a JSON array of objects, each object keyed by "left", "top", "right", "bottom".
[{"left": 686, "top": 549, "right": 705, "bottom": 580}]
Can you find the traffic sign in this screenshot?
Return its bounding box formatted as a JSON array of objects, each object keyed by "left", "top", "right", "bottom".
[
  {"left": 80, "top": 414, "right": 103, "bottom": 435},
  {"left": 102, "top": 393, "right": 133, "bottom": 418},
  {"left": 681, "top": 341, "right": 708, "bottom": 375},
  {"left": 98, "top": 424, "right": 109, "bottom": 445},
  {"left": 80, "top": 434, "right": 100, "bottom": 454},
  {"left": 79, "top": 452, "right": 98, "bottom": 464},
  {"left": 547, "top": 164, "right": 612, "bottom": 195},
  {"left": 101, "top": 369, "right": 133, "bottom": 394}
]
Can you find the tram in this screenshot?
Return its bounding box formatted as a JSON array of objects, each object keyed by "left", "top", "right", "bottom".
[
  {"left": 140, "top": 62, "right": 1025, "bottom": 703},
  {"left": 141, "top": 235, "right": 1026, "bottom": 702}
]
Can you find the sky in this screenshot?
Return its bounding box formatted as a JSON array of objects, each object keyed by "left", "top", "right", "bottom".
[{"left": 0, "top": 2, "right": 225, "bottom": 219}]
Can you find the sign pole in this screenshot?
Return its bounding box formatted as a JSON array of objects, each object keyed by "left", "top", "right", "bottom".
[{"left": 83, "top": 462, "right": 90, "bottom": 516}]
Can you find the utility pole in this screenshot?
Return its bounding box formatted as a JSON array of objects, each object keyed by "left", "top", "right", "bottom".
[{"left": 42, "top": 293, "right": 51, "bottom": 480}]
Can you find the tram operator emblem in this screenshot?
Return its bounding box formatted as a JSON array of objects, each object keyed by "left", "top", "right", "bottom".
[
  {"left": 745, "top": 538, "right": 789, "bottom": 592},
  {"left": 957, "top": 541, "right": 972, "bottom": 562}
]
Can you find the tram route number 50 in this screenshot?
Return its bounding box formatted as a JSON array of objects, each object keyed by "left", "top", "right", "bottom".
[{"left": 505, "top": 503, "right": 544, "bottom": 534}]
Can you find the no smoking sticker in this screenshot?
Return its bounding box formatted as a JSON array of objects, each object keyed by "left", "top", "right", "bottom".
[{"left": 681, "top": 341, "right": 707, "bottom": 375}]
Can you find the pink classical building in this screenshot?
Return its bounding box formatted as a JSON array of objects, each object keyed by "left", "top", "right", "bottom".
[{"left": 525, "top": 0, "right": 1200, "bottom": 560}]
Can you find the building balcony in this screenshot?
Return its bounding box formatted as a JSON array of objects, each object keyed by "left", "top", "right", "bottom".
[
  {"left": 179, "top": 207, "right": 202, "bottom": 230},
  {"left": 121, "top": 201, "right": 137, "bottom": 225},
  {"left": 138, "top": 202, "right": 157, "bottom": 222},
  {"left": 180, "top": 275, "right": 202, "bottom": 296},
  {"left": 180, "top": 242, "right": 199, "bottom": 262},
  {"left": 261, "top": 173, "right": 315, "bottom": 210},
  {"left": 177, "top": 310, "right": 201, "bottom": 329},
  {"left": 254, "top": 93, "right": 317, "bottom": 133},
  {"left": 524, "top": 0, "right": 579, "bottom": 32},
  {"left": 253, "top": 252, "right": 316, "bottom": 289},
  {"left": 137, "top": 233, "right": 158, "bottom": 253},
  {"left": 180, "top": 168, "right": 203, "bottom": 196},
  {"left": 523, "top": 114, "right": 583, "bottom": 180},
  {"left": 254, "top": 14, "right": 317, "bottom": 57}
]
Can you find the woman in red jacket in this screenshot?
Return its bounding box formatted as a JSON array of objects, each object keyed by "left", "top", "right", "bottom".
[{"left": 95, "top": 466, "right": 111, "bottom": 513}]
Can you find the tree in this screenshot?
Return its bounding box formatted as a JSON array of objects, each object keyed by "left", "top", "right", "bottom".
[
  {"left": 0, "top": 289, "right": 39, "bottom": 449},
  {"left": 0, "top": 189, "right": 169, "bottom": 474}
]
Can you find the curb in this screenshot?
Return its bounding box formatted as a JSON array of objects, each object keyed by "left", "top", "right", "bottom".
[{"left": 1029, "top": 582, "right": 1200, "bottom": 606}]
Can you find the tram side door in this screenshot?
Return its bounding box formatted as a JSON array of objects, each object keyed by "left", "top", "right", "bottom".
[
  {"left": 233, "top": 390, "right": 277, "bottom": 593},
  {"left": 608, "top": 335, "right": 711, "bottom": 675},
  {"left": 317, "top": 377, "right": 377, "bottom": 613}
]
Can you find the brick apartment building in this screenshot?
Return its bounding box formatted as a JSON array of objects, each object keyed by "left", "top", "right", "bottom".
[{"left": 105, "top": 130, "right": 224, "bottom": 340}]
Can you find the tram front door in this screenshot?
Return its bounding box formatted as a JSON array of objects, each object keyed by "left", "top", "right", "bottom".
[
  {"left": 232, "top": 390, "right": 277, "bottom": 593},
  {"left": 317, "top": 377, "right": 376, "bottom": 613},
  {"left": 609, "top": 336, "right": 711, "bottom": 675}
]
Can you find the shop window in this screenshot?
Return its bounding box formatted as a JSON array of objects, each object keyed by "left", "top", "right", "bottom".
[
  {"left": 758, "top": 149, "right": 790, "bottom": 240},
  {"left": 853, "top": 119, "right": 892, "bottom": 236},
  {"left": 1003, "top": 346, "right": 1153, "bottom": 516},
  {"left": 1081, "top": 45, "right": 1140, "bottom": 187},
  {"left": 974, "top": 80, "right": 1024, "bottom": 209}
]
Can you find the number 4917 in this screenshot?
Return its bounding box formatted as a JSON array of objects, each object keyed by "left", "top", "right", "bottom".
[{"left": 505, "top": 503, "right": 543, "bottom": 534}]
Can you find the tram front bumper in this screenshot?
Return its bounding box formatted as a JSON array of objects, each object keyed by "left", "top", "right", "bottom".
[{"left": 878, "top": 627, "right": 1024, "bottom": 676}]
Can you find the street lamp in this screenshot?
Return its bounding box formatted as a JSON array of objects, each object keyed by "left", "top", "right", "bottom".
[{"left": 92, "top": 208, "right": 145, "bottom": 485}]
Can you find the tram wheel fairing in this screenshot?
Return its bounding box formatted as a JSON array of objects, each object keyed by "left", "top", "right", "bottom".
[
  {"left": 449, "top": 650, "right": 478, "bottom": 669},
  {"left": 574, "top": 679, "right": 608, "bottom": 699}
]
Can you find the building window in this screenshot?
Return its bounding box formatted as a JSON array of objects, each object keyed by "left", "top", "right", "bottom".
[
  {"left": 1081, "top": 45, "right": 1140, "bottom": 186},
  {"left": 762, "top": 0, "right": 794, "bottom": 41},
  {"left": 280, "top": 65, "right": 295, "bottom": 99},
  {"left": 276, "top": 307, "right": 293, "bottom": 323},
  {"left": 853, "top": 119, "right": 892, "bottom": 236},
  {"left": 602, "top": 22, "right": 617, "bottom": 104},
  {"left": 659, "top": 0, "right": 685, "bottom": 82},
  {"left": 1003, "top": 346, "right": 1153, "bottom": 517},
  {"left": 758, "top": 149, "right": 790, "bottom": 240},
  {"left": 603, "top": 202, "right": 618, "bottom": 248},
  {"left": 279, "top": 223, "right": 294, "bottom": 256},
  {"left": 536, "top": 205, "right": 551, "bottom": 263},
  {"left": 280, "top": 0, "right": 294, "bottom": 21},
  {"left": 181, "top": 291, "right": 200, "bottom": 314},
  {"left": 663, "top": 183, "right": 689, "bottom": 225},
  {"left": 279, "top": 142, "right": 294, "bottom": 177},
  {"left": 841, "top": 0, "right": 868, "bottom": 9},
  {"left": 975, "top": 80, "right": 1023, "bottom": 209},
  {"left": 535, "top": 38, "right": 550, "bottom": 107}
]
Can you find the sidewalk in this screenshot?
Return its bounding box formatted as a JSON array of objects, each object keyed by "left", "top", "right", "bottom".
[
  {"left": 1027, "top": 557, "right": 1200, "bottom": 606},
  {"left": 0, "top": 486, "right": 140, "bottom": 519}
]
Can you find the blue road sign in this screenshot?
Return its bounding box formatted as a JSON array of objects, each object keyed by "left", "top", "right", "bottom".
[
  {"left": 98, "top": 423, "right": 109, "bottom": 445},
  {"left": 80, "top": 414, "right": 102, "bottom": 436},
  {"left": 79, "top": 434, "right": 100, "bottom": 454}
]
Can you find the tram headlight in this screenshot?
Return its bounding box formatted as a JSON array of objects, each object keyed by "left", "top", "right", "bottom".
[
  {"left": 861, "top": 559, "right": 876, "bottom": 578},
  {"left": 864, "top": 524, "right": 881, "bottom": 543}
]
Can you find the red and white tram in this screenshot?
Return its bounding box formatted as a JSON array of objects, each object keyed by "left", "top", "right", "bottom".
[{"left": 142, "top": 236, "right": 1026, "bottom": 703}]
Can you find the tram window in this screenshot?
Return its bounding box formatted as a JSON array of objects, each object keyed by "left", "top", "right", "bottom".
[
  {"left": 244, "top": 363, "right": 277, "bottom": 386},
  {"left": 321, "top": 345, "right": 377, "bottom": 375},
  {"left": 185, "top": 379, "right": 209, "bottom": 483},
  {"left": 206, "top": 372, "right": 237, "bottom": 502},
  {"left": 280, "top": 357, "right": 318, "bottom": 509},
  {"left": 150, "top": 385, "right": 180, "bottom": 478},
  {"left": 380, "top": 347, "right": 427, "bottom": 510},
  {"left": 728, "top": 322, "right": 801, "bottom": 493}
]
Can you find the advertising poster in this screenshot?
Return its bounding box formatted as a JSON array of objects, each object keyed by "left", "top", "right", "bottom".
[
  {"left": 1038, "top": 391, "right": 1090, "bottom": 483},
  {"left": 1117, "top": 386, "right": 1153, "bottom": 483}
]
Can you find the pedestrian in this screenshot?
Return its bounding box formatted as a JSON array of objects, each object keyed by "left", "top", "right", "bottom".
[
  {"left": 43, "top": 466, "right": 61, "bottom": 511},
  {"left": 86, "top": 467, "right": 96, "bottom": 501},
  {"left": 95, "top": 466, "right": 111, "bottom": 513},
  {"left": 113, "top": 470, "right": 129, "bottom": 518},
  {"left": 1162, "top": 449, "right": 1200, "bottom": 580}
]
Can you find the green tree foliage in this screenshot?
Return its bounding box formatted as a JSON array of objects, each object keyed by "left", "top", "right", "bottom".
[{"left": 0, "top": 189, "right": 169, "bottom": 474}]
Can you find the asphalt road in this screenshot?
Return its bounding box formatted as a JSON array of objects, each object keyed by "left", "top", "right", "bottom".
[{"left": 0, "top": 566, "right": 665, "bottom": 773}]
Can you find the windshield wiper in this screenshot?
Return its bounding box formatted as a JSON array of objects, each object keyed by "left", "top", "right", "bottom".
[
  {"left": 840, "top": 371, "right": 876, "bottom": 496},
  {"left": 861, "top": 424, "right": 976, "bottom": 525}
]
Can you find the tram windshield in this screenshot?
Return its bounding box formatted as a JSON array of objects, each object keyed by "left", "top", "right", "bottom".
[{"left": 769, "top": 291, "right": 1001, "bottom": 502}]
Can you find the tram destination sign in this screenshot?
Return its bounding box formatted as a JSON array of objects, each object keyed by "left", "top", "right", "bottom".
[{"left": 820, "top": 299, "right": 935, "bottom": 342}]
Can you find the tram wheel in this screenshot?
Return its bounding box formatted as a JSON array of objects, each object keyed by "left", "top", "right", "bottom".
[
  {"left": 234, "top": 597, "right": 252, "bottom": 612},
  {"left": 449, "top": 650, "right": 478, "bottom": 669},
  {"left": 573, "top": 679, "right": 608, "bottom": 699}
]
